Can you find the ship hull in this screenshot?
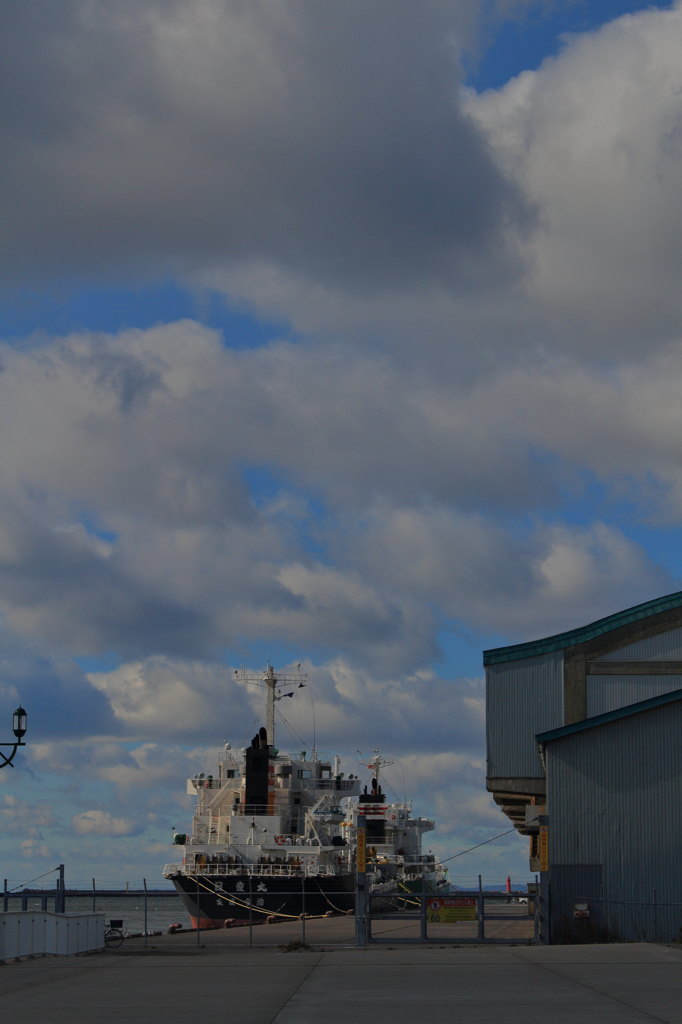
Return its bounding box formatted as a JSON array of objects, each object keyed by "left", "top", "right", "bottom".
[{"left": 168, "top": 872, "right": 356, "bottom": 928}]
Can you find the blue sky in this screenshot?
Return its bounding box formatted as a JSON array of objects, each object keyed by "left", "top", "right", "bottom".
[{"left": 1, "top": 0, "right": 680, "bottom": 892}]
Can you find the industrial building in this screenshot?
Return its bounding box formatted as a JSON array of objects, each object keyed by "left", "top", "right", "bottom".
[{"left": 484, "top": 591, "right": 682, "bottom": 943}]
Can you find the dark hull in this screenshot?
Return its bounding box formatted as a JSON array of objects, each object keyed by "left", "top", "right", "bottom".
[{"left": 168, "top": 872, "right": 356, "bottom": 928}]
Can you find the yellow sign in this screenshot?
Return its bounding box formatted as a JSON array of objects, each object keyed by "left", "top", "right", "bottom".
[
  {"left": 426, "top": 897, "right": 477, "bottom": 923},
  {"left": 539, "top": 825, "right": 549, "bottom": 872},
  {"left": 357, "top": 828, "right": 366, "bottom": 873}
]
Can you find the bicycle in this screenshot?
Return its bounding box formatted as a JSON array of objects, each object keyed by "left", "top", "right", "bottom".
[{"left": 104, "top": 919, "right": 125, "bottom": 949}]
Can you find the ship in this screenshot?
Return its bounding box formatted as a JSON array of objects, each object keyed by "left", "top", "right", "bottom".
[{"left": 163, "top": 664, "right": 446, "bottom": 927}]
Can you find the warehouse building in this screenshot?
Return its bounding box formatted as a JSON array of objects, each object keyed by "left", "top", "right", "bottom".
[{"left": 484, "top": 591, "right": 682, "bottom": 942}]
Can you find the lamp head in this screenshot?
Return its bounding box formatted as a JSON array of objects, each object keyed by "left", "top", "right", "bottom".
[{"left": 13, "top": 706, "right": 27, "bottom": 740}]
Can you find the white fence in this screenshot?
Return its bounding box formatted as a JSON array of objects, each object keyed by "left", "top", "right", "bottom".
[{"left": 0, "top": 911, "right": 105, "bottom": 961}]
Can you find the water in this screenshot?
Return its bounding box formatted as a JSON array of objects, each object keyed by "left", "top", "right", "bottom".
[{"left": 2, "top": 894, "right": 188, "bottom": 934}]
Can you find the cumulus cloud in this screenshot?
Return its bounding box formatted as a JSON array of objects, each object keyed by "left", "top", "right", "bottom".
[
  {"left": 0, "top": 627, "right": 115, "bottom": 740},
  {"left": 19, "top": 840, "right": 52, "bottom": 859},
  {"left": 0, "top": 322, "right": 676, "bottom": 675},
  {"left": 82, "top": 655, "right": 485, "bottom": 755},
  {"left": 0, "top": 795, "right": 54, "bottom": 837},
  {"left": 1, "top": 0, "right": 681, "bottom": 887},
  {"left": 467, "top": 3, "right": 682, "bottom": 354},
  {"left": 0, "top": 0, "right": 528, "bottom": 297},
  {"left": 341, "top": 505, "right": 669, "bottom": 639},
  {"left": 71, "top": 809, "right": 138, "bottom": 836}
]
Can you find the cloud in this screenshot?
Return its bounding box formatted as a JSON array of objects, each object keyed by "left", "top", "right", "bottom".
[
  {"left": 1, "top": 0, "right": 527, "bottom": 297},
  {"left": 0, "top": 796, "right": 54, "bottom": 837},
  {"left": 71, "top": 809, "right": 138, "bottom": 836},
  {"left": 88, "top": 660, "right": 246, "bottom": 740},
  {"left": 341, "top": 505, "right": 669, "bottom": 639},
  {"left": 0, "top": 627, "right": 115, "bottom": 741},
  {"left": 243, "top": 659, "right": 487, "bottom": 754},
  {"left": 467, "top": 3, "right": 682, "bottom": 354},
  {"left": 0, "top": 323, "right": 676, "bottom": 671},
  {"left": 4, "top": 1, "right": 679, "bottom": 887},
  {"left": 19, "top": 839, "right": 52, "bottom": 859}
]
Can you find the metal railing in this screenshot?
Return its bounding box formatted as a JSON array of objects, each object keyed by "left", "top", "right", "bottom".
[
  {"left": 181, "top": 862, "right": 339, "bottom": 878},
  {"left": 190, "top": 778, "right": 357, "bottom": 794}
]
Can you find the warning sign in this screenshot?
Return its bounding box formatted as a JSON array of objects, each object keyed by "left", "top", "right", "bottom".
[
  {"left": 426, "top": 896, "right": 477, "bottom": 922},
  {"left": 356, "top": 828, "right": 366, "bottom": 873},
  {"left": 539, "top": 825, "right": 549, "bottom": 872}
]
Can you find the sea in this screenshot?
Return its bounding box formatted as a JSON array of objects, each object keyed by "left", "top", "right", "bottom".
[{"left": 2, "top": 893, "right": 187, "bottom": 935}]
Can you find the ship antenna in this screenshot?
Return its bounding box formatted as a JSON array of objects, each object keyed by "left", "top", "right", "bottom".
[
  {"left": 234, "top": 662, "right": 307, "bottom": 748},
  {"left": 358, "top": 749, "right": 394, "bottom": 787},
  {"left": 265, "top": 662, "right": 277, "bottom": 747}
]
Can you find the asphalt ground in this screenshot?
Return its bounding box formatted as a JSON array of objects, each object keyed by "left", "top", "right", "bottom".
[{"left": 1, "top": 916, "right": 681, "bottom": 1024}]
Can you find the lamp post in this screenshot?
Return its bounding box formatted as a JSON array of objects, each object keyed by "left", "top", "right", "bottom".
[{"left": 0, "top": 707, "right": 27, "bottom": 768}]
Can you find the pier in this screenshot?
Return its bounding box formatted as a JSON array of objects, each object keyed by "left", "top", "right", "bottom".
[{"left": 0, "top": 920, "right": 680, "bottom": 1024}]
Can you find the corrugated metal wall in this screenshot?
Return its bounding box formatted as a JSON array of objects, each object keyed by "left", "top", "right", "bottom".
[
  {"left": 486, "top": 651, "right": 563, "bottom": 778},
  {"left": 587, "top": 675, "right": 682, "bottom": 716},
  {"left": 547, "top": 700, "right": 682, "bottom": 942},
  {"left": 599, "top": 626, "right": 682, "bottom": 660}
]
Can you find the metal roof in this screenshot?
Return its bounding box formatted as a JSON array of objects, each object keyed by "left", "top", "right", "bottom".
[
  {"left": 536, "top": 686, "right": 682, "bottom": 744},
  {"left": 483, "top": 590, "right": 682, "bottom": 666}
]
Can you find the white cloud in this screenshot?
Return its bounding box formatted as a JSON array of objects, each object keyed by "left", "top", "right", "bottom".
[
  {"left": 20, "top": 840, "right": 52, "bottom": 859},
  {"left": 467, "top": 3, "right": 682, "bottom": 354},
  {"left": 0, "top": 325, "right": 675, "bottom": 670},
  {"left": 71, "top": 810, "right": 137, "bottom": 837},
  {"left": 88, "top": 659, "right": 229, "bottom": 737},
  {"left": 2, "top": 0, "right": 682, "bottom": 888},
  {"left": 0, "top": 796, "right": 54, "bottom": 837},
  {"left": 1, "top": 0, "right": 526, "bottom": 297}
]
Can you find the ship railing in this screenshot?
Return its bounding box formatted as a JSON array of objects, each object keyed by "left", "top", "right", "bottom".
[
  {"left": 313, "top": 779, "right": 357, "bottom": 791},
  {"left": 181, "top": 862, "right": 339, "bottom": 878},
  {"left": 189, "top": 778, "right": 357, "bottom": 794},
  {"left": 183, "top": 833, "right": 333, "bottom": 847}
]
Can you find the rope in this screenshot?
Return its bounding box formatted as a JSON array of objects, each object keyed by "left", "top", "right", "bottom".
[
  {"left": 188, "top": 874, "right": 299, "bottom": 919},
  {"left": 8, "top": 866, "right": 61, "bottom": 893},
  {"left": 440, "top": 828, "right": 518, "bottom": 865},
  {"left": 312, "top": 879, "right": 354, "bottom": 915},
  {"left": 186, "top": 874, "right": 333, "bottom": 921}
]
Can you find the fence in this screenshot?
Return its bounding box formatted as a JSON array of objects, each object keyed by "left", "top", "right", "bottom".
[
  {"left": 0, "top": 911, "right": 105, "bottom": 961},
  {"left": 359, "top": 891, "right": 537, "bottom": 945}
]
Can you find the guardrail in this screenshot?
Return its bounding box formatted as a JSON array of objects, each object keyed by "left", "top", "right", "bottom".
[
  {"left": 0, "top": 911, "right": 105, "bottom": 961},
  {"left": 177, "top": 862, "right": 340, "bottom": 877}
]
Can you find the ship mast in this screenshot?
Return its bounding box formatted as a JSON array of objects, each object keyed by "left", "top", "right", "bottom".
[
  {"left": 265, "top": 663, "right": 276, "bottom": 745},
  {"left": 234, "top": 662, "right": 307, "bottom": 748},
  {"left": 360, "top": 750, "right": 394, "bottom": 787}
]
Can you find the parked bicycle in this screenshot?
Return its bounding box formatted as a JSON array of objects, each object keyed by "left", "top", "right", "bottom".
[{"left": 104, "top": 919, "right": 126, "bottom": 949}]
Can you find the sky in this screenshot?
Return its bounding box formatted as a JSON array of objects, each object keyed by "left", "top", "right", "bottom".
[{"left": 1, "top": 0, "right": 680, "bottom": 892}]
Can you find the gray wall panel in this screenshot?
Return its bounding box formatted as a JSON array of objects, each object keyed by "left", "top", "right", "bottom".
[
  {"left": 587, "top": 675, "right": 682, "bottom": 716},
  {"left": 600, "top": 626, "right": 682, "bottom": 660},
  {"left": 486, "top": 651, "right": 563, "bottom": 778},
  {"left": 547, "top": 700, "right": 682, "bottom": 942}
]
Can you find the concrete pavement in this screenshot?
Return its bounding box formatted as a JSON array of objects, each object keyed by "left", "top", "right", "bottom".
[{"left": 1, "top": 926, "right": 681, "bottom": 1023}]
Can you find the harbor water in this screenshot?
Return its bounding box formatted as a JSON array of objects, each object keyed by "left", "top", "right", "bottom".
[{"left": 2, "top": 893, "right": 187, "bottom": 934}]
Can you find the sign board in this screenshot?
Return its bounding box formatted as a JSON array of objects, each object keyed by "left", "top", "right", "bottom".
[
  {"left": 356, "top": 827, "right": 366, "bottom": 873},
  {"left": 426, "top": 896, "right": 477, "bottom": 922},
  {"left": 539, "top": 825, "right": 549, "bottom": 872}
]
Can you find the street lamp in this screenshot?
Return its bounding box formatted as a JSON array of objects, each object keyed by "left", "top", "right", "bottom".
[{"left": 0, "top": 707, "right": 27, "bottom": 768}]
